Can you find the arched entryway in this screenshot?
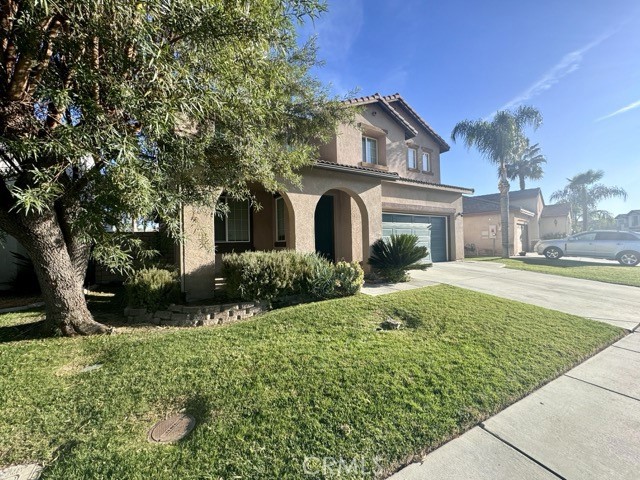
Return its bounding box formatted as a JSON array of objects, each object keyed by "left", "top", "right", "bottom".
[{"left": 313, "top": 188, "right": 369, "bottom": 263}]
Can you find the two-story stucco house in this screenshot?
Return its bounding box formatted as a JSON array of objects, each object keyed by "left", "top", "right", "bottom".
[{"left": 178, "top": 93, "right": 474, "bottom": 300}]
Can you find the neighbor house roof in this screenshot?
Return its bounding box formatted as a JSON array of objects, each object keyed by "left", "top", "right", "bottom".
[
  {"left": 343, "top": 93, "right": 418, "bottom": 140},
  {"left": 617, "top": 209, "right": 640, "bottom": 218},
  {"left": 469, "top": 187, "right": 542, "bottom": 206},
  {"left": 541, "top": 203, "right": 571, "bottom": 218},
  {"left": 463, "top": 196, "right": 535, "bottom": 216},
  {"left": 382, "top": 93, "right": 450, "bottom": 152}
]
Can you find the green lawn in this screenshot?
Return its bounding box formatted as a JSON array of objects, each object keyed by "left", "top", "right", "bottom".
[
  {"left": 0, "top": 286, "right": 622, "bottom": 479},
  {"left": 472, "top": 256, "right": 640, "bottom": 287}
]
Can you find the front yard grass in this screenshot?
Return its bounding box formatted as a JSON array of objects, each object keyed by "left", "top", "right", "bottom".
[
  {"left": 473, "top": 256, "right": 640, "bottom": 287},
  {"left": 0, "top": 285, "right": 623, "bottom": 479}
]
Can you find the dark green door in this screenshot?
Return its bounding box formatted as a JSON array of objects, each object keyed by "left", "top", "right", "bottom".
[{"left": 314, "top": 195, "right": 335, "bottom": 261}]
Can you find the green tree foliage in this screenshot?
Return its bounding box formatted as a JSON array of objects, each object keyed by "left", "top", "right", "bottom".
[
  {"left": 505, "top": 141, "right": 546, "bottom": 190},
  {"left": 550, "top": 170, "right": 627, "bottom": 232},
  {"left": 368, "top": 234, "right": 428, "bottom": 282},
  {"left": 0, "top": 0, "right": 348, "bottom": 334},
  {"left": 451, "top": 106, "right": 542, "bottom": 258}
]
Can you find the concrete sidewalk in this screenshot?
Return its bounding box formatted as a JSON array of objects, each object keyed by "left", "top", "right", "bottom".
[
  {"left": 376, "top": 262, "right": 640, "bottom": 479},
  {"left": 362, "top": 261, "right": 640, "bottom": 330},
  {"left": 388, "top": 332, "right": 640, "bottom": 480}
]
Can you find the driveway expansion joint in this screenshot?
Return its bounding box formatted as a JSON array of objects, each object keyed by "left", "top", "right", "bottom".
[
  {"left": 478, "top": 424, "right": 567, "bottom": 480},
  {"left": 611, "top": 345, "right": 640, "bottom": 354}
]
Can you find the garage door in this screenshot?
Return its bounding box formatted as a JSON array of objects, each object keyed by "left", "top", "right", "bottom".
[{"left": 382, "top": 213, "right": 449, "bottom": 263}]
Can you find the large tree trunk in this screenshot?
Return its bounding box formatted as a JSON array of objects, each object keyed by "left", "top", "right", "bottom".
[
  {"left": 499, "top": 165, "right": 511, "bottom": 259},
  {"left": 519, "top": 175, "right": 526, "bottom": 191},
  {"left": 0, "top": 209, "right": 110, "bottom": 336}
]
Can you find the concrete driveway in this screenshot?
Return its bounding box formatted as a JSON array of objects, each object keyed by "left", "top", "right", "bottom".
[{"left": 362, "top": 261, "right": 640, "bottom": 330}]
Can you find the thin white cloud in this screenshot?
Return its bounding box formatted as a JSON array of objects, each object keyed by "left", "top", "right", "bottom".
[
  {"left": 490, "top": 32, "right": 613, "bottom": 116},
  {"left": 300, "top": 0, "right": 364, "bottom": 64},
  {"left": 596, "top": 99, "right": 640, "bottom": 121}
]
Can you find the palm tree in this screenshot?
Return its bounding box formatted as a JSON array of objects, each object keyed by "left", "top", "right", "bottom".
[
  {"left": 505, "top": 141, "right": 546, "bottom": 190},
  {"left": 452, "top": 106, "right": 543, "bottom": 258},
  {"left": 550, "top": 169, "right": 627, "bottom": 232}
]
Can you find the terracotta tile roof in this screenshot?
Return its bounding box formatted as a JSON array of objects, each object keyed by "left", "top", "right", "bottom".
[
  {"left": 395, "top": 175, "right": 474, "bottom": 193},
  {"left": 313, "top": 160, "right": 400, "bottom": 178},
  {"left": 382, "top": 93, "right": 450, "bottom": 152},
  {"left": 541, "top": 203, "right": 572, "bottom": 218},
  {"left": 342, "top": 93, "right": 418, "bottom": 140}
]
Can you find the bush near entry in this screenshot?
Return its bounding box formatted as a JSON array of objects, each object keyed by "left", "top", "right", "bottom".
[{"left": 222, "top": 251, "right": 364, "bottom": 303}]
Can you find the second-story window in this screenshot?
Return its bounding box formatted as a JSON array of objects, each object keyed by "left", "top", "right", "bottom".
[
  {"left": 361, "top": 136, "right": 378, "bottom": 164},
  {"left": 407, "top": 147, "right": 417, "bottom": 170},
  {"left": 421, "top": 152, "right": 431, "bottom": 172}
]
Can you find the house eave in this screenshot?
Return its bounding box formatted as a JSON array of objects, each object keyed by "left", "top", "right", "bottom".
[
  {"left": 312, "top": 160, "right": 400, "bottom": 180},
  {"left": 389, "top": 177, "right": 474, "bottom": 194}
]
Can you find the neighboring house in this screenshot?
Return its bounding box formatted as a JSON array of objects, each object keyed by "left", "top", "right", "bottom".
[
  {"left": 179, "top": 93, "right": 474, "bottom": 300},
  {"left": 616, "top": 210, "right": 640, "bottom": 232},
  {"left": 462, "top": 188, "right": 571, "bottom": 256}
]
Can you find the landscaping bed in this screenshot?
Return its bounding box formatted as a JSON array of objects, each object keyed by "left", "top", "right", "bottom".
[
  {"left": 0, "top": 285, "right": 623, "bottom": 479},
  {"left": 475, "top": 256, "right": 640, "bottom": 287}
]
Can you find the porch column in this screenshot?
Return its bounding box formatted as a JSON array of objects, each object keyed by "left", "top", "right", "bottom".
[
  {"left": 179, "top": 204, "right": 216, "bottom": 301},
  {"left": 284, "top": 192, "right": 319, "bottom": 253}
]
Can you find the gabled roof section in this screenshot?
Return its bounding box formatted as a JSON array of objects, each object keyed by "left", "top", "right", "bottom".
[
  {"left": 343, "top": 93, "right": 418, "bottom": 140},
  {"left": 541, "top": 203, "right": 571, "bottom": 218},
  {"left": 463, "top": 196, "right": 534, "bottom": 216},
  {"left": 471, "top": 187, "right": 543, "bottom": 205},
  {"left": 382, "top": 93, "right": 451, "bottom": 152}
]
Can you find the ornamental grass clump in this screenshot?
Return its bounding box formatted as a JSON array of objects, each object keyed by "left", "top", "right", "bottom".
[{"left": 368, "top": 234, "right": 429, "bottom": 282}]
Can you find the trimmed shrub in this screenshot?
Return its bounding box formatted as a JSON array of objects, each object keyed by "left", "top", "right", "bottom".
[
  {"left": 334, "top": 261, "right": 364, "bottom": 297},
  {"left": 368, "top": 234, "right": 428, "bottom": 282},
  {"left": 222, "top": 251, "right": 363, "bottom": 303},
  {"left": 125, "top": 268, "right": 181, "bottom": 312}
]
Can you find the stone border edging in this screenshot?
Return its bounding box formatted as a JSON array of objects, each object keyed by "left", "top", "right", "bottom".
[{"left": 124, "top": 302, "right": 265, "bottom": 327}]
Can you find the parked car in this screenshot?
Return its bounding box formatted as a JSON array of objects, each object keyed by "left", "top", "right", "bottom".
[{"left": 534, "top": 230, "right": 640, "bottom": 266}]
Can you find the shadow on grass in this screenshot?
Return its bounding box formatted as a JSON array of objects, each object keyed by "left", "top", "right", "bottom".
[
  {"left": 0, "top": 286, "right": 130, "bottom": 344},
  {"left": 507, "top": 257, "right": 625, "bottom": 269}
]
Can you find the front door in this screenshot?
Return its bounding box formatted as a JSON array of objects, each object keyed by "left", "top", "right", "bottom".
[{"left": 314, "top": 195, "right": 335, "bottom": 261}]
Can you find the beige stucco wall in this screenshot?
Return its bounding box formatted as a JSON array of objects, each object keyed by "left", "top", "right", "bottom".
[
  {"left": 508, "top": 192, "right": 543, "bottom": 246},
  {"left": 285, "top": 167, "right": 382, "bottom": 267},
  {"left": 463, "top": 212, "right": 531, "bottom": 256},
  {"left": 179, "top": 204, "right": 216, "bottom": 301},
  {"left": 321, "top": 104, "right": 443, "bottom": 184},
  {"left": 540, "top": 215, "right": 571, "bottom": 238},
  {"left": 380, "top": 181, "right": 464, "bottom": 260}
]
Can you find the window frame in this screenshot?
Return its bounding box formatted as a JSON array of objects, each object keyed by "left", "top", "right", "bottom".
[
  {"left": 214, "top": 196, "right": 251, "bottom": 243},
  {"left": 421, "top": 151, "right": 431, "bottom": 172},
  {"left": 407, "top": 147, "right": 418, "bottom": 170},
  {"left": 361, "top": 136, "right": 378, "bottom": 164}
]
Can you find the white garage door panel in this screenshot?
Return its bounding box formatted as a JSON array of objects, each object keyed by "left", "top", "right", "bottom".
[{"left": 382, "top": 213, "right": 449, "bottom": 263}]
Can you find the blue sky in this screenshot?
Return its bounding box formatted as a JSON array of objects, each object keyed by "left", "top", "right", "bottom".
[{"left": 299, "top": 0, "right": 640, "bottom": 215}]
